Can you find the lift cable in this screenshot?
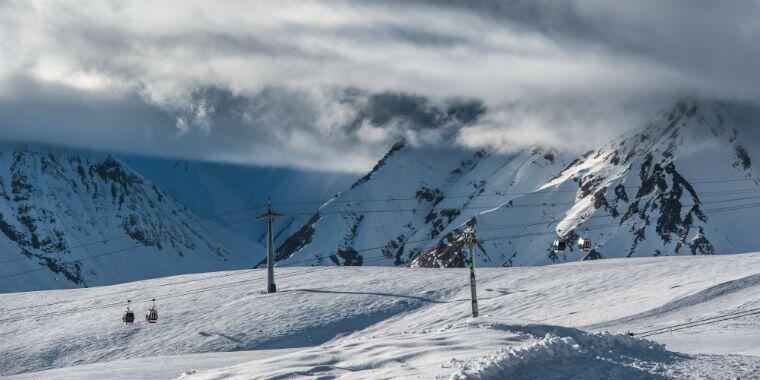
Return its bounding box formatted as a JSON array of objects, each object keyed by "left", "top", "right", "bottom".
[
  {"left": 631, "top": 305, "right": 760, "bottom": 338},
  {"left": 0, "top": 265, "right": 338, "bottom": 323},
  {"left": 0, "top": 216, "right": 254, "bottom": 280},
  {"left": 259, "top": 177, "right": 760, "bottom": 208},
  {"left": 3, "top": 203, "right": 760, "bottom": 325},
  {"left": 1, "top": 182, "right": 758, "bottom": 266},
  {"left": 2, "top": 197, "right": 760, "bottom": 282},
  {"left": 2, "top": 186, "right": 755, "bottom": 271},
  {"left": 279, "top": 201, "right": 760, "bottom": 266}
]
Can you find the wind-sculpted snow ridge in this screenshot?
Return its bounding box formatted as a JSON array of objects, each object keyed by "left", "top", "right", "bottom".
[
  {"left": 276, "top": 98, "right": 760, "bottom": 268},
  {"left": 449, "top": 328, "right": 677, "bottom": 380},
  {"left": 0, "top": 144, "right": 259, "bottom": 292},
  {"left": 448, "top": 325, "right": 760, "bottom": 380}
]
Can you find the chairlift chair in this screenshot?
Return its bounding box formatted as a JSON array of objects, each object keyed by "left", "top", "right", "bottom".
[{"left": 146, "top": 298, "right": 158, "bottom": 324}]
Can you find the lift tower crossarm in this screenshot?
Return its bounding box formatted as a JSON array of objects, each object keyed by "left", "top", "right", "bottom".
[{"left": 255, "top": 200, "right": 285, "bottom": 293}]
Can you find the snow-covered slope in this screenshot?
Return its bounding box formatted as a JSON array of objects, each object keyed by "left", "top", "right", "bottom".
[
  {"left": 0, "top": 144, "right": 262, "bottom": 292},
  {"left": 122, "top": 157, "right": 355, "bottom": 253},
  {"left": 443, "top": 99, "right": 760, "bottom": 267},
  {"left": 3, "top": 253, "right": 760, "bottom": 378},
  {"left": 276, "top": 99, "right": 760, "bottom": 268},
  {"left": 273, "top": 141, "right": 569, "bottom": 267}
]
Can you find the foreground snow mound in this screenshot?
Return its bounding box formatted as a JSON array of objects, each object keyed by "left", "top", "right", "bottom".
[{"left": 450, "top": 329, "right": 678, "bottom": 380}]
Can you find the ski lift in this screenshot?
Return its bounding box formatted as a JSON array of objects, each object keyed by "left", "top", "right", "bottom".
[
  {"left": 578, "top": 234, "right": 591, "bottom": 252},
  {"left": 552, "top": 237, "right": 566, "bottom": 254},
  {"left": 123, "top": 300, "right": 135, "bottom": 325},
  {"left": 146, "top": 298, "right": 158, "bottom": 324}
]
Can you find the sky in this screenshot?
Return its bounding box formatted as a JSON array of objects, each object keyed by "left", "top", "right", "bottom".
[{"left": 0, "top": 0, "right": 758, "bottom": 172}]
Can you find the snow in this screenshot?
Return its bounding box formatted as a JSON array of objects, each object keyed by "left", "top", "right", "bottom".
[
  {"left": 4, "top": 253, "right": 760, "bottom": 379},
  {"left": 278, "top": 143, "right": 572, "bottom": 267},
  {"left": 276, "top": 99, "right": 760, "bottom": 268},
  {"left": 122, "top": 156, "right": 355, "bottom": 250},
  {"left": 0, "top": 144, "right": 258, "bottom": 293},
  {"left": 5, "top": 99, "right": 760, "bottom": 295},
  {"left": 448, "top": 330, "right": 676, "bottom": 380},
  {"left": 2, "top": 350, "right": 297, "bottom": 380},
  {"left": 0, "top": 144, "right": 355, "bottom": 293}
]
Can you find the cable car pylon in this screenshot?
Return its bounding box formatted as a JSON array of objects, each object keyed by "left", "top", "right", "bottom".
[
  {"left": 460, "top": 225, "right": 480, "bottom": 318},
  {"left": 255, "top": 200, "right": 285, "bottom": 293}
]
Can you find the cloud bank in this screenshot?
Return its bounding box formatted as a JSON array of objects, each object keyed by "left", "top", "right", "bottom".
[{"left": 0, "top": 0, "right": 758, "bottom": 171}]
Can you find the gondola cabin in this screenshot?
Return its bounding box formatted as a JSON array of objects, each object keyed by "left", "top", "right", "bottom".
[
  {"left": 146, "top": 298, "right": 158, "bottom": 323},
  {"left": 123, "top": 309, "right": 135, "bottom": 325},
  {"left": 579, "top": 236, "right": 591, "bottom": 252},
  {"left": 146, "top": 307, "right": 158, "bottom": 323},
  {"left": 552, "top": 238, "right": 566, "bottom": 253},
  {"left": 123, "top": 300, "right": 135, "bottom": 325}
]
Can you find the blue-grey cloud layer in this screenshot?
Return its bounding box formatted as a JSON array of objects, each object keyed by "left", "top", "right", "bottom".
[{"left": 0, "top": 0, "right": 757, "bottom": 171}]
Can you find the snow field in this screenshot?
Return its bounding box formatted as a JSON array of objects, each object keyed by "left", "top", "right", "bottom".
[{"left": 4, "top": 253, "right": 760, "bottom": 378}]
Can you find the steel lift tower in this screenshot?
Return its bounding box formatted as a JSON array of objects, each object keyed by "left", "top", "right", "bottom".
[{"left": 255, "top": 200, "right": 285, "bottom": 293}]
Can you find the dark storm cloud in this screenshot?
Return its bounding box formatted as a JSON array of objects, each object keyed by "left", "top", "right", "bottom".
[
  {"left": 0, "top": 0, "right": 757, "bottom": 171},
  {"left": 350, "top": 92, "right": 485, "bottom": 131},
  {"left": 296, "top": 22, "right": 472, "bottom": 48},
  {"left": 160, "top": 86, "right": 486, "bottom": 170},
  {"left": 0, "top": 77, "right": 485, "bottom": 172},
  {"left": 391, "top": 0, "right": 760, "bottom": 96},
  {"left": 0, "top": 75, "right": 176, "bottom": 153}
]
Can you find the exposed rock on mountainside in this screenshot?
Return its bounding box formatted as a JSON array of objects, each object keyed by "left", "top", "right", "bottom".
[
  {"left": 0, "top": 145, "right": 252, "bottom": 292},
  {"left": 276, "top": 100, "right": 760, "bottom": 268}
]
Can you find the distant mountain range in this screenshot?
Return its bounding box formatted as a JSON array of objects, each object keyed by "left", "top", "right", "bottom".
[
  {"left": 273, "top": 99, "right": 760, "bottom": 268},
  {"left": 0, "top": 146, "right": 353, "bottom": 292},
  {"left": 2, "top": 98, "right": 759, "bottom": 292}
]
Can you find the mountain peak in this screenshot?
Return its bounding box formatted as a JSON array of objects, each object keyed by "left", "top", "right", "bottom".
[
  {"left": 0, "top": 144, "right": 254, "bottom": 292},
  {"left": 274, "top": 97, "right": 760, "bottom": 268}
]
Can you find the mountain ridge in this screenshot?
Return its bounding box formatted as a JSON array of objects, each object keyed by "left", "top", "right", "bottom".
[
  {"left": 0, "top": 144, "right": 261, "bottom": 292},
  {"left": 275, "top": 98, "right": 760, "bottom": 268}
]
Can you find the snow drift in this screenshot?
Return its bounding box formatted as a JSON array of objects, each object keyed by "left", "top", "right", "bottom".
[{"left": 449, "top": 329, "right": 676, "bottom": 380}]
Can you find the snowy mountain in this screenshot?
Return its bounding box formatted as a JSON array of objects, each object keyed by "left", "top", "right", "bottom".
[
  {"left": 3, "top": 98, "right": 758, "bottom": 293},
  {"left": 0, "top": 144, "right": 262, "bottom": 292},
  {"left": 122, "top": 156, "right": 355, "bottom": 253},
  {"left": 276, "top": 99, "right": 760, "bottom": 268}
]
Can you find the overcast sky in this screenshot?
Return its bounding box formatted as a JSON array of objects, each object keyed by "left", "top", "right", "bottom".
[{"left": 0, "top": 0, "right": 758, "bottom": 172}]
